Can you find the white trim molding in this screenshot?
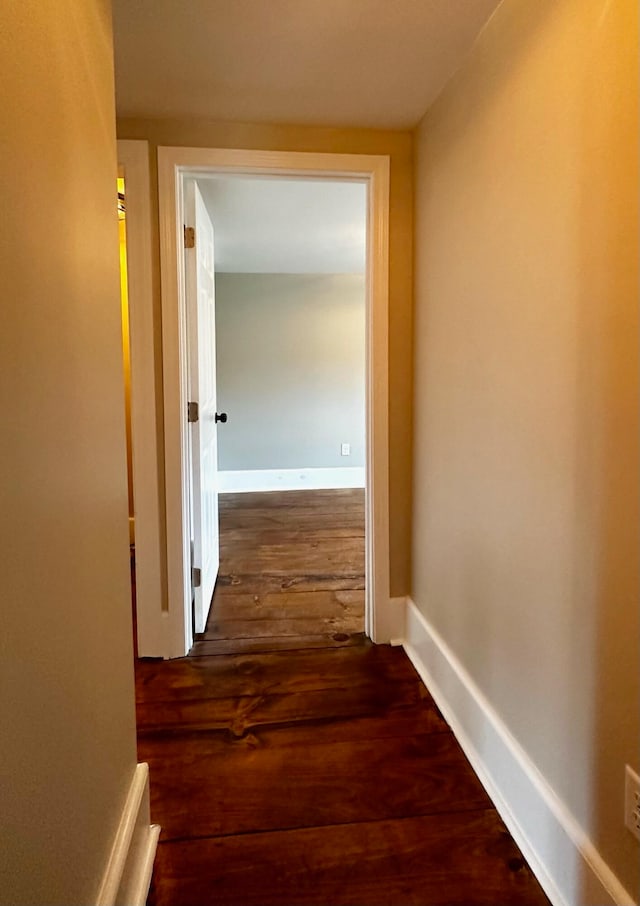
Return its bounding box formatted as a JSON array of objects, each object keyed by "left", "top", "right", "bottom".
[
  {"left": 158, "top": 146, "right": 391, "bottom": 657},
  {"left": 96, "top": 763, "right": 160, "bottom": 906},
  {"left": 117, "top": 140, "right": 166, "bottom": 657},
  {"left": 402, "top": 598, "right": 636, "bottom": 906},
  {"left": 386, "top": 596, "right": 407, "bottom": 647},
  {"left": 218, "top": 467, "right": 365, "bottom": 493}
]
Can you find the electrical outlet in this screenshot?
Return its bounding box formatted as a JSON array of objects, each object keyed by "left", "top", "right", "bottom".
[
  {"left": 624, "top": 765, "right": 640, "bottom": 843},
  {"left": 341, "top": 443, "right": 351, "bottom": 456}
]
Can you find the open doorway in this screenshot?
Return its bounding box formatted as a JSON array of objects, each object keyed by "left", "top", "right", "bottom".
[
  {"left": 187, "top": 174, "right": 367, "bottom": 655},
  {"left": 117, "top": 173, "right": 137, "bottom": 653},
  {"left": 158, "top": 146, "right": 391, "bottom": 659}
]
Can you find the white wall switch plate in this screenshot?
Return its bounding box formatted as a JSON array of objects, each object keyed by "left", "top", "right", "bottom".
[
  {"left": 341, "top": 443, "right": 350, "bottom": 456},
  {"left": 624, "top": 765, "right": 640, "bottom": 842}
]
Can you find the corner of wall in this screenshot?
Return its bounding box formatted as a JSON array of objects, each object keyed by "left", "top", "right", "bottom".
[
  {"left": 96, "top": 764, "right": 160, "bottom": 906},
  {"left": 402, "top": 599, "right": 637, "bottom": 906}
]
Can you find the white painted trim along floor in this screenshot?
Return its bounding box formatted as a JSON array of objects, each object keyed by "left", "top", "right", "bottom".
[
  {"left": 402, "top": 597, "right": 636, "bottom": 906},
  {"left": 95, "top": 763, "right": 160, "bottom": 906},
  {"left": 218, "top": 467, "right": 365, "bottom": 493}
]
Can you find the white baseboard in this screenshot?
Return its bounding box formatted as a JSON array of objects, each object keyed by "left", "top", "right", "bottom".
[
  {"left": 96, "top": 763, "right": 160, "bottom": 906},
  {"left": 218, "top": 466, "right": 365, "bottom": 493},
  {"left": 402, "top": 599, "right": 636, "bottom": 906},
  {"left": 387, "top": 595, "right": 407, "bottom": 646}
]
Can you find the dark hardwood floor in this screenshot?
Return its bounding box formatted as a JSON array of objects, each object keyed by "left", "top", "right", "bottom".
[
  {"left": 191, "top": 489, "right": 366, "bottom": 656},
  {"left": 137, "top": 489, "right": 550, "bottom": 906}
]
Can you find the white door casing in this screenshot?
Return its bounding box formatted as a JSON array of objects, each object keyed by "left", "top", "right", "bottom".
[
  {"left": 159, "top": 147, "right": 391, "bottom": 658},
  {"left": 184, "top": 180, "right": 220, "bottom": 635}
]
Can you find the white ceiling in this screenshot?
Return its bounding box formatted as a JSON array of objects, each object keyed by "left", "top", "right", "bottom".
[
  {"left": 112, "top": 0, "right": 501, "bottom": 130},
  {"left": 196, "top": 176, "right": 367, "bottom": 274}
]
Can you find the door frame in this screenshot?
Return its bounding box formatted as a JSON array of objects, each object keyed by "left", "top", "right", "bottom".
[
  {"left": 158, "top": 146, "right": 391, "bottom": 658},
  {"left": 116, "top": 140, "right": 165, "bottom": 657}
]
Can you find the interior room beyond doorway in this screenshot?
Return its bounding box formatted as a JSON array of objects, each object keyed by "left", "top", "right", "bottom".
[{"left": 192, "top": 174, "right": 368, "bottom": 653}]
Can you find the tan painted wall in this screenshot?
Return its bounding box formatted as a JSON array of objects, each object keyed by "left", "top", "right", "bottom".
[
  {"left": 116, "top": 117, "right": 413, "bottom": 597},
  {"left": 0, "top": 2, "right": 139, "bottom": 902},
  {"left": 413, "top": 0, "right": 639, "bottom": 897}
]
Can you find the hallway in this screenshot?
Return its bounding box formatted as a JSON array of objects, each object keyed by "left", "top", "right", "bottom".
[
  {"left": 136, "top": 489, "right": 550, "bottom": 905},
  {"left": 137, "top": 642, "right": 550, "bottom": 905}
]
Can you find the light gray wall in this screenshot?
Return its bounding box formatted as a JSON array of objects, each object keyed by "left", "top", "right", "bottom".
[
  {"left": 1, "top": 2, "right": 139, "bottom": 903},
  {"left": 412, "top": 0, "right": 639, "bottom": 898},
  {"left": 215, "top": 273, "right": 365, "bottom": 471}
]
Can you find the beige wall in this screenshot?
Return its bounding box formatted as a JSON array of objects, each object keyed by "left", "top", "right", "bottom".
[
  {"left": 116, "top": 117, "right": 413, "bottom": 596},
  {"left": 0, "top": 2, "right": 139, "bottom": 902},
  {"left": 413, "top": 0, "right": 639, "bottom": 898}
]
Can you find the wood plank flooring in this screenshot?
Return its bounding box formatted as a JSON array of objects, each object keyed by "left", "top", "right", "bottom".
[
  {"left": 138, "top": 490, "right": 551, "bottom": 906},
  {"left": 192, "top": 489, "right": 365, "bottom": 656}
]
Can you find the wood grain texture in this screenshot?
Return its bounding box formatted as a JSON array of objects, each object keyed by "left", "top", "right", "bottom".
[
  {"left": 141, "top": 730, "right": 493, "bottom": 841},
  {"left": 137, "top": 683, "right": 444, "bottom": 739},
  {"left": 196, "top": 489, "right": 365, "bottom": 654},
  {"left": 140, "top": 646, "right": 550, "bottom": 905},
  {"left": 136, "top": 644, "right": 419, "bottom": 703},
  {"left": 150, "top": 810, "right": 549, "bottom": 906},
  {"left": 139, "top": 491, "right": 550, "bottom": 906},
  {"left": 190, "top": 631, "right": 365, "bottom": 657}
]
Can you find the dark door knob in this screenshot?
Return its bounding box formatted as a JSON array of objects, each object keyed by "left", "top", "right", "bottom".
[{"left": 215, "top": 412, "right": 228, "bottom": 424}]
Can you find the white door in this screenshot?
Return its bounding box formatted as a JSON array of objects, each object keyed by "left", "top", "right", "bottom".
[{"left": 184, "top": 180, "right": 220, "bottom": 634}]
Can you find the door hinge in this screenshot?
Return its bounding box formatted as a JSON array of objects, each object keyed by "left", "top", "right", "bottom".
[
  {"left": 187, "top": 401, "right": 199, "bottom": 423},
  {"left": 191, "top": 566, "right": 202, "bottom": 589},
  {"left": 184, "top": 225, "right": 195, "bottom": 249}
]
